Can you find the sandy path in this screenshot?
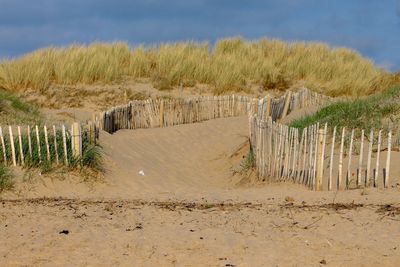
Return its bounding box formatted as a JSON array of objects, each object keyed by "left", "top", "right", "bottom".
[
  {"left": 98, "top": 116, "right": 249, "bottom": 200},
  {"left": 4, "top": 116, "right": 250, "bottom": 201},
  {"left": 2, "top": 116, "right": 400, "bottom": 266}
]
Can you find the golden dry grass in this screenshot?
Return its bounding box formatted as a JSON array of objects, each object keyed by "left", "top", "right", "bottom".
[{"left": 0, "top": 37, "right": 398, "bottom": 96}]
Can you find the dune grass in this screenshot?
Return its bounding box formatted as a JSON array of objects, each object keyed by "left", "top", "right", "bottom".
[
  {"left": 0, "top": 126, "right": 103, "bottom": 171},
  {"left": 0, "top": 90, "right": 42, "bottom": 125},
  {"left": 0, "top": 164, "right": 13, "bottom": 192},
  {"left": 289, "top": 85, "right": 400, "bottom": 132},
  {"left": 1, "top": 38, "right": 398, "bottom": 97}
]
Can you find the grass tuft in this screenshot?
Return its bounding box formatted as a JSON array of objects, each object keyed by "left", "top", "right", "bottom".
[
  {"left": 80, "top": 144, "right": 103, "bottom": 172},
  {"left": 241, "top": 146, "right": 256, "bottom": 172},
  {"left": 0, "top": 164, "right": 13, "bottom": 192},
  {"left": 0, "top": 90, "right": 42, "bottom": 125}
]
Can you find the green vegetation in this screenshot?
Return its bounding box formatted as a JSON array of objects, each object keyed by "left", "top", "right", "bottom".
[
  {"left": 0, "top": 89, "right": 102, "bottom": 174},
  {"left": 289, "top": 86, "right": 400, "bottom": 132},
  {"left": 0, "top": 90, "right": 42, "bottom": 125},
  {"left": 79, "top": 130, "right": 103, "bottom": 172},
  {"left": 0, "top": 164, "right": 13, "bottom": 192},
  {"left": 241, "top": 146, "right": 256, "bottom": 172},
  {"left": 1, "top": 38, "right": 398, "bottom": 96},
  {"left": 0, "top": 127, "right": 103, "bottom": 173},
  {"left": 80, "top": 144, "right": 103, "bottom": 171}
]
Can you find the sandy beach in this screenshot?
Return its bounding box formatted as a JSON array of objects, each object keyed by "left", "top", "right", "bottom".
[{"left": 1, "top": 116, "right": 400, "bottom": 266}]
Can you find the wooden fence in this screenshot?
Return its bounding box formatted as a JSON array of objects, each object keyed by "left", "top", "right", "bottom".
[
  {"left": 101, "top": 95, "right": 257, "bottom": 133},
  {"left": 249, "top": 115, "right": 395, "bottom": 190},
  {"left": 0, "top": 122, "right": 98, "bottom": 167},
  {"left": 100, "top": 88, "right": 331, "bottom": 133},
  {"left": 256, "top": 88, "right": 331, "bottom": 122}
]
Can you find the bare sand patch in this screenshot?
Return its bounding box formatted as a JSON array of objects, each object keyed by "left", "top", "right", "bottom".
[{"left": 1, "top": 197, "right": 400, "bottom": 266}]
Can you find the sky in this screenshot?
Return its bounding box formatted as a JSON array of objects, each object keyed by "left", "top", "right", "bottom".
[{"left": 0, "top": 0, "right": 399, "bottom": 71}]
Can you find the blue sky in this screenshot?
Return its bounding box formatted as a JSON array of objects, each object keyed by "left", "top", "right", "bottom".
[{"left": 1, "top": 0, "right": 399, "bottom": 71}]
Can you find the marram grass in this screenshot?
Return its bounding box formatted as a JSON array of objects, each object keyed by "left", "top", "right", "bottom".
[
  {"left": 289, "top": 85, "right": 400, "bottom": 133},
  {"left": 0, "top": 38, "right": 398, "bottom": 96},
  {"left": 0, "top": 164, "right": 13, "bottom": 192},
  {"left": 0, "top": 127, "right": 102, "bottom": 172},
  {"left": 0, "top": 90, "right": 42, "bottom": 125}
]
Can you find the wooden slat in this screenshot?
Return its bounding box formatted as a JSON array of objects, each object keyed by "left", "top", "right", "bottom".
[
  {"left": 385, "top": 130, "right": 392, "bottom": 188},
  {"left": 366, "top": 130, "right": 373, "bottom": 187},
  {"left": 27, "top": 126, "right": 33, "bottom": 158},
  {"left": 35, "top": 125, "right": 41, "bottom": 163},
  {"left": 0, "top": 126, "right": 7, "bottom": 164},
  {"left": 375, "top": 130, "right": 382, "bottom": 187},
  {"left": 346, "top": 129, "right": 355, "bottom": 189},
  {"left": 9, "top": 126, "right": 16, "bottom": 166},
  {"left": 62, "top": 125, "right": 68, "bottom": 166},
  {"left": 338, "top": 127, "right": 346, "bottom": 190},
  {"left": 17, "top": 126, "right": 24, "bottom": 165},
  {"left": 328, "top": 126, "right": 336, "bottom": 191},
  {"left": 53, "top": 125, "right": 59, "bottom": 165},
  {"left": 44, "top": 125, "right": 50, "bottom": 161},
  {"left": 316, "top": 128, "right": 324, "bottom": 191},
  {"left": 357, "top": 129, "right": 364, "bottom": 186}
]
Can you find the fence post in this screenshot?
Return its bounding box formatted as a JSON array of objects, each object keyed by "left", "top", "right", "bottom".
[
  {"left": 53, "top": 125, "right": 59, "bottom": 165},
  {"left": 9, "top": 126, "right": 16, "bottom": 166},
  {"left": 385, "top": 130, "right": 392, "bottom": 188},
  {"left": 87, "top": 121, "right": 93, "bottom": 144},
  {"left": 160, "top": 100, "right": 165, "bottom": 127},
  {"left": 17, "top": 126, "right": 24, "bottom": 165},
  {"left": 71, "top": 122, "right": 82, "bottom": 160},
  {"left": 346, "top": 129, "right": 355, "bottom": 189},
  {"left": 338, "top": 127, "right": 346, "bottom": 190},
  {"left": 0, "top": 126, "right": 6, "bottom": 164},
  {"left": 328, "top": 126, "right": 336, "bottom": 191},
  {"left": 357, "top": 129, "right": 365, "bottom": 186},
  {"left": 375, "top": 130, "right": 382, "bottom": 187},
  {"left": 366, "top": 130, "right": 373, "bottom": 187},
  {"left": 280, "top": 91, "right": 292, "bottom": 120},
  {"left": 264, "top": 96, "right": 271, "bottom": 119},
  {"left": 95, "top": 115, "right": 100, "bottom": 142},
  {"left": 44, "top": 125, "right": 50, "bottom": 161},
  {"left": 35, "top": 125, "right": 41, "bottom": 163},
  {"left": 316, "top": 125, "right": 327, "bottom": 190},
  {"left": 62, "top": 125, "right": 68, "bottom": 166},
  {"left": 27, "top": 126, "right": 33, "bottom": 158}
]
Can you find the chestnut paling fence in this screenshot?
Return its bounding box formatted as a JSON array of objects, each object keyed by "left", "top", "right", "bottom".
[
  {"left": 249, "top": 115, "right": 396, "bottom": 190},
  {"left": 0, "top": 122, "right": 98, "bottom": 167},
  {"left": 1, "top": 88, "right": 328, "bottom": 171},
  {"left": 100, "top": 88, "right": 331, "bottom": 133},
  {"left": 2, "top": 90, "right": 396, "bottom": 192},
  {"left": 7, "top": 87, "right": 392, "bottom": 192}
]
